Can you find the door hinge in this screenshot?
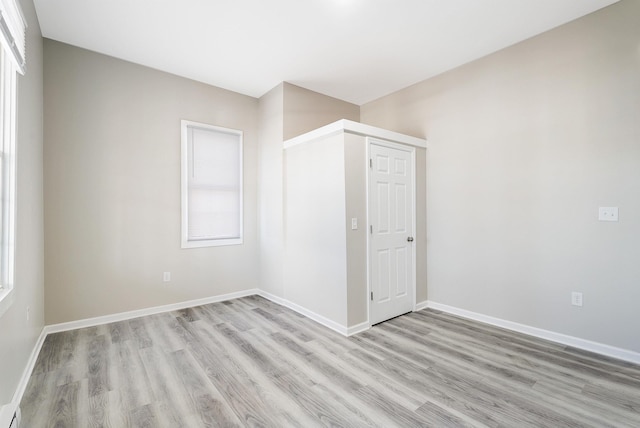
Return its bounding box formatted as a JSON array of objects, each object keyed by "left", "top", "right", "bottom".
[
  {"left": 369, "top": 158, "right": 373, "bottom": 168},
  {"left": 370, "top": 225, "right": 373, "bottom": 234},
  {"left": 370, "top": 292, "right": 373, "bottom": 301}
]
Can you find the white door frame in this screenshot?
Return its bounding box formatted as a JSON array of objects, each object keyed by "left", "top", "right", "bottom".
[{"left": 366, "top": 137, "right": 417, "bottom": 326}]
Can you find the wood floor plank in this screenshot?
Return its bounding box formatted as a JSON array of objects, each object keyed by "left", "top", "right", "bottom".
[
  {"left": 415, "top": 400, "right": 488, "bottom": 428},
  {"left": 351, "top": 330, "right": 585, "bottom": 427},
  {"left": 138, "top": 345, "right": 194, "bottom": 426},
  {"left": 168, "top": 349, "right": 244, "bottom": 427},
  {"left": 372, "top": 326, "right": 596, "bottom": 426},
  {"left": 197, "top": 323, "right": 324, "bottom": 427},
  {"left": 396, "top": 314, "right": 592, "bottom": 392},
  {"left": 376, "top": 322, "right": 538, "bottom": 386},
  {"left": 266, "top": 371, "right": 356, "bottom": 427},
  {"left": 128, "top": 317, "right": 154, "bottom": 349},
  {"left": 87, "top": 390, "right": 126, "bottom": 428},
  {"left": 108, "top": 339, "right": 154, "bottom": 411},
  {"left": 108, "top": 319, "right": 133, "bottom": 344},
  {"left": 308, "top": 339, "right": 426, "bottom": 411},
  {"left": 305, "top": 382, "right": 385, "bottom": 427},
  {"left": 413, "top": 310, "right": 638, "bottom": 386},
  {"left": 243, "top": 295, "right": 285, "bottom": 314},
  {"left": 20, "top": 299, "right": 640, "bottom": 427},
  {"left": 252, "top": 307, "right": 314, "bottom": 342},
  {"left": 532, "top": 380, "right": 637, "bottom": 427},
  {"left": 142, "top": 313, "right": 186, "bottom": 353},
  {"left": 186, "top": 320, "right": 290, "bottom": 426},
  {"left": 47, "top": 380, "right": 82, "bottom": 428},
  {"left": 31, "top": 331, "right": 65, "bottom": 374},
  {"left": 174, "top": 307, "right": 201, "bottom": 323},
  {"left": 129, "top": 403, "right": 158, "bottom": 428},
  {"left": 189, "top": 304, "right": 226, "bottom": 326},
  {"left": 353, "top": 385, "right": 429, "bottom": 428},
  {"left": 270, "top": 331, "right": 364, "bottom": 392},
  {"left": 204, "top": 302, "right": 253, "bottom": 332},
  {"left": 409, "top": 310, "right": 636, "bottom": 390},
  {"left": 20, "top": 379, "right": 53, "bottom": 427},
  {"left": 239, "top": 329, "right": 320, "bottom": 388},
  {"left": 87, "top": 334, "right": 110, "bottom": 398}
]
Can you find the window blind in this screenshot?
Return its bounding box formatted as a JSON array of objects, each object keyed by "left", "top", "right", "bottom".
[{"left": 186, "top": 124, "right": 242, "bottom": 242}]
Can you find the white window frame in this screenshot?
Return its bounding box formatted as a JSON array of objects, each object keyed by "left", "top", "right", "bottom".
[
  {"left": 0, "top": 0, "right": 24, "bottom": 318},
  {"left": 181, "top": 120, "right": 243, "bottom": 248}
]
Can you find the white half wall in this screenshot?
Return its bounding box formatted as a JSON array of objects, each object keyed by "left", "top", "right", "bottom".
[{"left": 284, "top": 133, "right": 348, "bottom": 326}]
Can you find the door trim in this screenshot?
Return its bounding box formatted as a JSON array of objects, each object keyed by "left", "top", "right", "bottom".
[{"left": 366, "top": 137, "right": 417, "bottom": 326}]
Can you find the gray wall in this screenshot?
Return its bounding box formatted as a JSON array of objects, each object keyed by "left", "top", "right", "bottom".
[
  {"left": 361, "top": 0, "right": 640, "bottom": 352},
  {"left": 258, "top": 82, "right": 361, "bottom": 300},
  {"left": 344, "top": 134, "right": 367, "bottom": 326},
  {"left": 283, "top": 82, "right": 359, "bottom": 140},
  {"left": 0, "top": 0, "right": 44, "bottom": 404},
  {"left": 44, "top": 40, "right": 260, "bottom": 324}
]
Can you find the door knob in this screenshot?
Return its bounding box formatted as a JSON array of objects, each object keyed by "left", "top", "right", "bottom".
[{"left": 407, "top": 236, "right": 414, "bottom": 242}]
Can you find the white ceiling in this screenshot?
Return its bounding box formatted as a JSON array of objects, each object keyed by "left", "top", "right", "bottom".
[{"left": 33, "top": 0, "right": 618, "bottom": 105}]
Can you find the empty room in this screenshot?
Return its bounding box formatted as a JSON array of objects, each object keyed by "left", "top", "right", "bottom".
[{"left": 1, "top": 0, "right": 639, "bottom": 426}]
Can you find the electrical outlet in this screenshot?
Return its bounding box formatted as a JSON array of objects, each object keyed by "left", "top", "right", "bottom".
[
  {"left": 163, "top": 272, "right": 171, "bottom": 282},
  {"left": 598, "top": 207, "right": 619, "bottom": 222},
  {"left": 571, "top": 292, "right": 583, "bottom": 307}
]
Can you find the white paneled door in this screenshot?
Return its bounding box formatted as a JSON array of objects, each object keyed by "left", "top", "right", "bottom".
[{"left": 369, "top": 140, "right": 415, "bottom": 325}]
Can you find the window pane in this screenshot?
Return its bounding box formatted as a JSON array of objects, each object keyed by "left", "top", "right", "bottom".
[
  {"left": 191, "top": 128, "right": 240, "bottom": 188},
  {"left": 188, "top": 189, "right": 240, "bottom": 239}
]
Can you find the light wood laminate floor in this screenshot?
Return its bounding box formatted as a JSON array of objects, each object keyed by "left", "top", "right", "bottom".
[{"left": 21, "top": 296, "right": 640, "bottom": 427}]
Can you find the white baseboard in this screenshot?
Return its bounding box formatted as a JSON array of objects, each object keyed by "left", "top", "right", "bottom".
[
  {"left": 257, "top": 290, "right": 370, "bottom": 337},
  {"left": 346, "top": 321, "right": 370, "bottom": 336},
  {"left": 414, "top": 300, "right": 429, "bottom": 311},
  {"left": 43, "top": 287, "right": 369, "bottom": 340},
  {"left": 426, "top": 301, "right": 640, "bottom": 365},
  {"left": 1, "top": 325, "right": 44, "bottom": 428},
  {"left": 11, "top": 328, "right": 46, "bottom": 407},
  {"left": 44, "top": 289, "right": 260, "bottom": 335}
]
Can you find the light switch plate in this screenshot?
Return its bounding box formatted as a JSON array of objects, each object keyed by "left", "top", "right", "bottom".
[
  {"left": 351, "top": 218, "right": 358, "bottom": 230},
  {"left": 598, "top": 207, "right": 619, "bottom": 222},
  {"left": 571, "top": 292, "right": 583, "bottom": 307}
]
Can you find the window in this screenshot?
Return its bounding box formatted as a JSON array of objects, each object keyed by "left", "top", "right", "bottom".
[
  {"left": 181, "top": 120, "right": 243, "bottom": 248},
  {"left": 0, "top": 0, "right": 25, "bottom": 315}
]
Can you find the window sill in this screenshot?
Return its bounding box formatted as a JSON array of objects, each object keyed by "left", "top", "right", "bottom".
[{"left": 181, "top": 237, "right": 243, "bottom": 249}]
